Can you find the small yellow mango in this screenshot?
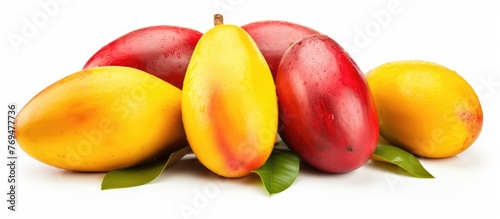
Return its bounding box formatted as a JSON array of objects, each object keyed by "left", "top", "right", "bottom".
[{"left": 366, "top": 60, "right": 483, "bottom": 158}]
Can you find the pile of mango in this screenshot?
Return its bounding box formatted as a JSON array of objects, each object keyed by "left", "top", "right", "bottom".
[{"left": 15, "top": 14, "right": 482, "bottom": 182}]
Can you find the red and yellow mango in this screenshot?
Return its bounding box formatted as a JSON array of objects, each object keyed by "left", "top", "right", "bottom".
[{"left": 182, "top": 15, "right": 278, "bottom": 178}]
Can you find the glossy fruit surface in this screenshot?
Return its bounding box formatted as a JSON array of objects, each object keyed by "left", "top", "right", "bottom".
[
  {"left": 276, "top": 34, "right": 379, "bottom": 173},
  {"left": 182, "top": 16, "right": 278, "bottom": 178},
  {"left": 366, "top": 60, "right": 483, "bottom": 158},
  {"left": 242, "top": 20, "right": 320, "bottom": 79},
  {"left": 83, "top": 26, "right": 202, "bottom": 89},
  {"left": 15, "top": 66, "right": 186, "bottom": 172}
]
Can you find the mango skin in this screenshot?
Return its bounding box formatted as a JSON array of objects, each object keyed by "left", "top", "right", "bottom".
[
  {"left": 15, "top": 66, "right": 186, "bottom": 172},
  {"left": 182, "top": 24, "right": 278, "bottom": 178}
]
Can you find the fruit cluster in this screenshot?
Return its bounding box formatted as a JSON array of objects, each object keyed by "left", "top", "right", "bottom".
[{"left": 15, "top": 14, "right": 483, "bottom": 186}]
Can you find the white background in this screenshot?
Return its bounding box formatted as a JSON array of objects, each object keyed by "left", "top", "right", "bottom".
[{"left": 1, "top": 0, "right": 499, "bottom": 218}]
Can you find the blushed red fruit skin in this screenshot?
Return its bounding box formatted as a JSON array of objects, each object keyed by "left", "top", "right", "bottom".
[
  {"left": 241, "top": 21, "right": 320, "bottom": 80},
  {"left": 83, "top": 26, "right": 202, "bottom": 89},
  {"left": 276, "top": 34, "right": 379, "bottom": 173}
]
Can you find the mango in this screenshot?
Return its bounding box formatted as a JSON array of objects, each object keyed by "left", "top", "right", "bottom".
[
  {"left": 83, "top": 25, "right": 202, "bottom": 89},
  {"left": 366, "top": 60, "right": 483, "bottom": 158},
  {"left": 15, "top": 66, "right": 186, "bottom": 172},
  {"left": 182, "top": 14, "right": 278, "bottom": 178},
  {"left": 242, "top": 20, "right": 320, "bottom": 79},
  {"left": 276, "top": 34, "right": 379, "bottom": 173}
]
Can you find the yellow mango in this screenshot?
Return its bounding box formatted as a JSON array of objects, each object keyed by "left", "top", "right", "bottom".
[
  {"left": 182, "top": 15, "right": 278, "bottom": 178},
  {"left": 366, "top": 60, "right": 483, "bottom": 158},
  {"left": 15, "top": 66, "right": 186, "bottom": 172}
]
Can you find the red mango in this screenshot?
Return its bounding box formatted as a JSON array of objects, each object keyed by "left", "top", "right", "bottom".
[
  {"left": 242, "top": 20, "right": 320, "bottom": 80},
  {"left": 83, "top": 25, "right": 202, "bottom": 89},
  {"left": 276, "top": 34, "right": 379, "bottom": 173}
]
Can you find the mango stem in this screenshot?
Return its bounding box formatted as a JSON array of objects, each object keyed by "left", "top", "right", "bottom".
[{"left": 214, "top": 14, "right": 224, "bottom": 26}]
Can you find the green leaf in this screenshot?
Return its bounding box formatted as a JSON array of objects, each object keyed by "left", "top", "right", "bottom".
[
  {"left": 101, "top": 146, "right": 192, "bottom": 190},
  {"left": 252, "top": 148, "right": 300, "bottom": 195},
  {"left": 371, "top": 144, "right": 434, "bottom": 178}
]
